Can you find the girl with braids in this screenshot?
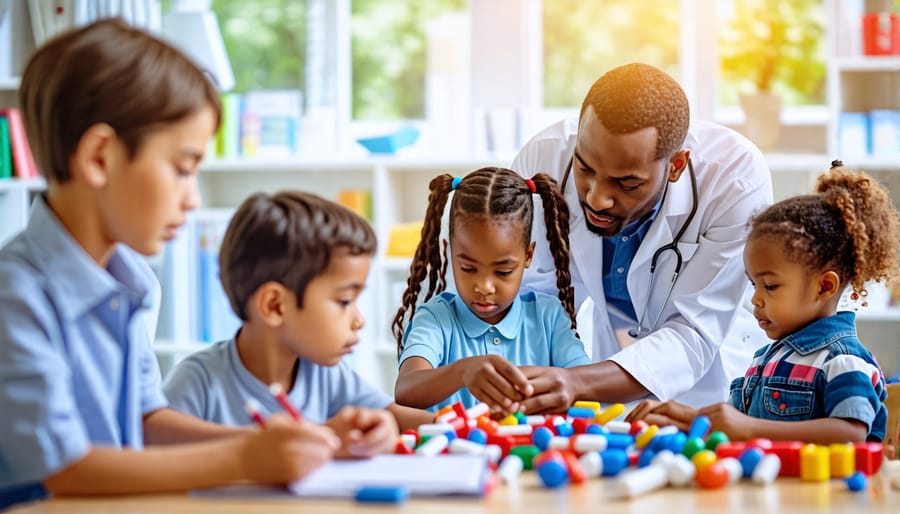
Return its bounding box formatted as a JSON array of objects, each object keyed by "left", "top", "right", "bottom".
[
  {"left": 627, "top": 163, "right": 900, "bottom": 444},
  {"left": 393, "top": 167, "right": 590, "bottom": 413}
]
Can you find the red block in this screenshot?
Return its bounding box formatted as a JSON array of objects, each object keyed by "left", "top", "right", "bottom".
[
  {"left": 746, "top": 438, "right": 773, "bottom": 451},
  {"left": 629, "top": 420, "right": 648, "bottom": 436},
  {"left": 510, "top": 434, "right": 533, "bottom": 447},
  {"left": 452, "top": 402, "right": 468, "bottom": 421},
  {"left": 767, "top": 441, "right": 803, "bottom": 477},
  {"left": 562, "top": 451, "right": 587, "bottom": 484},
  {"left": 715, "top": 442, "right": 747, "bottom": 460},
  {"left": 572, "top": 418, "right": 593, "bottom": 434},
  {"left": 855, "top": 442, "right": 884, "bottom": 475},
  {"left": 487, "top": 434, "right": 513, "bottom": 458}
]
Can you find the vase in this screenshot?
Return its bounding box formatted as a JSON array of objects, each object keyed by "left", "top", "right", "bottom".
[{"left": 739, "top": 91, "right": 782, "bottom": 151}]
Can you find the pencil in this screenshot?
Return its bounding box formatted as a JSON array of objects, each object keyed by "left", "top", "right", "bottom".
[
  {"left": 244, "top": 398, "right": 267, "bottom": 428},
  {"left": 269, "top": 383, "right": 302, "bottom": 421}
]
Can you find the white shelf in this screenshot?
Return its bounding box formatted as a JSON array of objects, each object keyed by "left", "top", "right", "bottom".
[
  {"left": 0, "top": 77, "right": 20, "bottom": 91},
  {"left": 380, "top": 256, "right": 413, "bottom": 272},
  {"left": 833, "top": 56, "right": 900, "bottom": 72},
  {"left": 856, "top": 309, "right": 900, "bottom": 322},
  {"left": 765, "top": 153, "right": 829, "bottom": 173},
  {"left": 0, "top": 178, "right": 45, "bottom": 191},
  {"left": 201, "top": 156, "right": 503, "bottom": 174},
  {"left": 154, "top": 339, "right": 208, "bottom": 355}
]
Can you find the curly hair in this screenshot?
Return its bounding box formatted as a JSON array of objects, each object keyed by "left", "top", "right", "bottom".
[
  {"left": 392, "top": 167, "right": 576, "bottom": 356},
  {"left": 219, "top": 191, "right": 376, "bottom": 321},
  {"left": 748, "top": 161, "right": 900, "bottom": 297},
  {"left": 580, "top": 63, "right": 690, "bottom": 160}
]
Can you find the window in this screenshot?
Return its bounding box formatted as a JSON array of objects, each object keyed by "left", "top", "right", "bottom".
[
  {"left": 542, "top": 0, "right": 681, "bottom": 108},
  {"left": 717, "top": 0, "right": 826, "bottom": 108},
  {"left": 351, "top": 0, "right": 465, "bottom": 120},
  {"left": 212, "top": 0, "right": 307, "bottom": 93}
]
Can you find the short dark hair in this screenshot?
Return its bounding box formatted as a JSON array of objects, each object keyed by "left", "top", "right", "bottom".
[
  {"left": 219, "top": 191, "right": 377, "bottom": 320},
  {"left": 19, "top": 18, "right": 222, "bottom": 183},
  {"left": 580, "top": 63, "right": 690, "bottom": 160}
]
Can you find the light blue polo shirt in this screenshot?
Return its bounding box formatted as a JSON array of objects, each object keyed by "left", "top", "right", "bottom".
[
  {"left": 0, "top": 195, "right": 167, "bottom": 508},
  {"left": 163, "top": 337, "right": 393, "bottom": 425},
  {"left": 399, "top": 291, "right": 590, "bottom": 411}
]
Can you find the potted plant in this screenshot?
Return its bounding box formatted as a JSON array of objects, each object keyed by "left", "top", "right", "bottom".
[{"left": 719, "top": 0, "right": 825, "bottom": 150}]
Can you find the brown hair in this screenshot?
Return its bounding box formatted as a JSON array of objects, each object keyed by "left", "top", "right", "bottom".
[
  {"left": 219, "top": 191, "right": 377, "bottom": 320},
  {"left": 392, "top": 167, "right": 576, "bottom": 355},
  {"left": 749, "top": 161, "right": 900, "bottom": 297},
  {"left": 19, "top": 18, "right": 222, "bottom": 183},
  {"left": 580, "top": 63, "right": 690, "bottom": 160}
]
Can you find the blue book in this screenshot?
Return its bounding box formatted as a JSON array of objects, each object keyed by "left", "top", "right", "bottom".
[{"left": 198, "top": 218, "right": 241, "bottom": 343}]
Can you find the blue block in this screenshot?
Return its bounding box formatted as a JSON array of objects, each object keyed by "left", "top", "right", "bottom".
[
  {"left": 637, "top": 449, "right": 656, "bottom": 468},
  {"left": 585, "top": 423, "right": 607, "bottom": 435},
  {"left": 567, "top": 407, "right": 597, "bottom": 419},
  {"left": 605, "top": 433, "right": 634, "bottom": 450},
  {"left": 688, "top": 416, "right": 711, "bottom": 440},
  {"left": 738, "top": 447, "right": 765, "bottom": 478},
  {"left": 599, "top": 450, "right": 629, "bottom": 476},
  {"left": 846, "top": 471, "right": 867, "bottom": 492},
  {"left": 355, "top": 485, "right": 410, "bottom": 503},
  {"left": 467, "top": 428, "right": 487, "bottom": 445},
  {"left": 532, "top": 426, "right": 554, "bottom": 451},
  {"left": 537, "top": 459, "right": 568, "bottom": 488},
  {"left": 556, "top": 422, "right": 575, "bottom": 438}
]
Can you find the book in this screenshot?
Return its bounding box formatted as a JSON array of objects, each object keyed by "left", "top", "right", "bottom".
[
  {"left": 0, "top": 116, "right": 11, "bottom": 179},
  {"left": 0, "top": 108, "right": 39, "bottom": 179},
  {"left": 288, "top": 454, "right": 489, "bottom": 498},
  {"left": 240, "top": 90, "right": 302, "bottom": 158},
  {"left": 196, "top": 215, "right": 241, "bottom": 343}
]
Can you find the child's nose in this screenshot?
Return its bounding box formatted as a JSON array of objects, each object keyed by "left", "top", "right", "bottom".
[
  {"left": 474, "top": 277, "right": 495, "bottom": 295},
  {"left": 351, "top": 311, "right": 365, "bottom": 330}
]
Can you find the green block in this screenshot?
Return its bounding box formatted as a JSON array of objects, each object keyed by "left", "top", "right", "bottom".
[
  {"left": 510, "top": 445, "right": 540, "bottom": 469},
  {"left": 682, "top": 437, "right": 706, "bottom": 459},
  {"left": 705, "top": 431, "right": 729, "bottom": 452}
]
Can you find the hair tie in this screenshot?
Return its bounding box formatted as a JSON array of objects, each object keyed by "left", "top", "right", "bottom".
[
  {"left": 451, "top": 177, "right": 462, "bottom": 190},
  {"left": 525, "top": 178, "right": 536, "bottom": 193}
]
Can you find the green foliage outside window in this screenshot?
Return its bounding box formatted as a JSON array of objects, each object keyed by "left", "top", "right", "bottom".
[
  {"left": 543, "top": 0, "right": 680, "bottom": 108},
  {"left": 351, "top": 0, "right": 465, "bottom": 120},
  {"left": 718, "top": 0, "right": 825, "bottom": 106}
]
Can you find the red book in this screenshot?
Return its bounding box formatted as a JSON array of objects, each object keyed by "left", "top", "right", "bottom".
[{"left": 0, "top": 108, "right": 40, "bottom": 179}]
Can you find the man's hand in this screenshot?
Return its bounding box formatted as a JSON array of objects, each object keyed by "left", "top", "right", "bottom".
[
  {"left": 325, "top": 407, "right": 398, "bottom": 458},
  {"left": 516, "top": 366, "right": 575, "bottom": 414},
  {"left": 462, "top": 355, "right": 533, "bottom": 417}
]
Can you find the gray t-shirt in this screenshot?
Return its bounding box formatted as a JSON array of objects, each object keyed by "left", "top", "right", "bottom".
[{"left": 163, "top": 338, "right": 392, "bottom": 425}]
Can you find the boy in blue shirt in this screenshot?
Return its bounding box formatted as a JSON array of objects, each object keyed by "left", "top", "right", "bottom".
[
  {"left": 0, "top": 20, "right": 340, "bottom": 509},
  {"left": 164, "top": 191, "right": 433, "bottom": 448}
]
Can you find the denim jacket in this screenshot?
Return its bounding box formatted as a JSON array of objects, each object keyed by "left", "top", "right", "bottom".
[{"left": 728, "top": 311, "right": 886, "bottom": 440}]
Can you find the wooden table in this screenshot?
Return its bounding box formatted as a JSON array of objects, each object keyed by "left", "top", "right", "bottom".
[{"left": 8, "top": 470, "right": 900, "bottom": 514}]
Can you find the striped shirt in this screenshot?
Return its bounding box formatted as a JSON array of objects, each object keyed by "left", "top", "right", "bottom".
[{"left": 728, "top": 311, "right": 886, "bottom": 440}]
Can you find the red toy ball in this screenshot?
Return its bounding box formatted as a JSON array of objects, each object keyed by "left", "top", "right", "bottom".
[{"left": 695, "top": 461, "right": 730, "bottom": 489}]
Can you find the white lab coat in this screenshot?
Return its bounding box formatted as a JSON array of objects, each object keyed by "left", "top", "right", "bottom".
[{"left": 512, "top": 117, "right": 774, "bottom": 407}]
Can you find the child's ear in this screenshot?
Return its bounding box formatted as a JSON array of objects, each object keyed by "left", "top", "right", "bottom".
[
  {"left": 254, "top": 281, "right": 289, "bottom": 326},
  {"left": 524, "top": 241, "right": 536, "bottom": 268},
  {"left": 70, "top": 123, "right": 117, "bottom": 188},
  {"left": 817, "top": 270, "right": 842, "bottom": 300}
]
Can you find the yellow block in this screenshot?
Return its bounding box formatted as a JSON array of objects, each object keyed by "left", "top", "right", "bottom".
[
  {"left": 595, "top": 403, "right": 625, "bottom": 425},
  {"left": 800, "top": 444, "right": 831, "bottom": 482},
  {"left": 829, "top": 443, "right": 856, "bottom": 478},
  {"left": 498, "top": 414, "right": 519, "bottom": 426},
  {"left": 573, "top": 401, "right": 602, "bottom": 413},
  {"left": 635, "top": 424, "right": 659, "bottom": 449},
  {"left": 386, "top": 221, "right": 424, "bottom": 257}
]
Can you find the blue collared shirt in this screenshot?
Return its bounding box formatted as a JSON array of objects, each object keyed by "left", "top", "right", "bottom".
[
  {"left": 399, "top": 291, "right": 590, "bottom": 411},
  {"left": 164, "top": 336, "right": 392, "bottom": 425},
  {"left": 602, "top": 195, "right": 663, "bottom": 328},
  {"left": 728, "top": 311, "right": 887, "bottom": 440},
  {"left": 0, "top": 196, "right": 167, "bottom": 508}
]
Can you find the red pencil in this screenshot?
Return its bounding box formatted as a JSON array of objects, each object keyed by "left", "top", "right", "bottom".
[
  {"left": 244, "top": 399, "right": 267, "bottom": 428},
  {"left": 269, "top": 383, "right": 302, "bottom": 421}
]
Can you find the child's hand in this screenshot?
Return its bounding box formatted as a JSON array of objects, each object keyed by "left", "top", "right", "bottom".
[
  {"left": 462, "top": 355, "right": 533, "bottom": 416},
  {"left": 625, "top": 400, "right": 698, "bottom": 432},
  {"left": 241, "top": 414, "right": 339, "bottom": 483},
  {"left": 698, "top": 403, "right": 756, "bottom": 440},
  {"left": 325, "top": 406, "right": 399, "bottom": 458}
]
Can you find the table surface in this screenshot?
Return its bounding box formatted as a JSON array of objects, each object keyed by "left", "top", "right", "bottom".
[{"left": 8, "top": 469, "right": 900, "bottom": 514}]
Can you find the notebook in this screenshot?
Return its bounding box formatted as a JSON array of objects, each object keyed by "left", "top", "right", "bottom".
[{"left": 289, "top": 454, "right": 489, "bottom": 498}]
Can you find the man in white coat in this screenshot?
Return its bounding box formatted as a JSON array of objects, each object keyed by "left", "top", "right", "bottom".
[{"left": 512, "top": 63, "right": 773, "bottom": 412}]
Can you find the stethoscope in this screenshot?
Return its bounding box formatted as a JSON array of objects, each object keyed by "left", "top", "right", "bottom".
[{"left": 561, "top": 153, "right": 699, "bottom": 339}]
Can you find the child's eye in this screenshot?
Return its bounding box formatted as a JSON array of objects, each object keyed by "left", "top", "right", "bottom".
[
  {"left": 764, "top": 284, "right": 778, "bottom": 291},
  {"left": 176, "top": 167, "right": 192, "bottom": 177},
  {"left": 460, "top": 266, "right": 476, "bottom": 274},
  {"left": 620, "top": 183, "right": 640, "bottom": 192},
  {"left": 496, "top": 270, "right": 513, "bottom": 277},
  {"left": 336, "top": 299, "right": 352, "bottom": 307}
]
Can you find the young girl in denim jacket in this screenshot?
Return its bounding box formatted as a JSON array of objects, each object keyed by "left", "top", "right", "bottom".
[{"left": 627, "top": 162, "right": 900, "bottom": 443}]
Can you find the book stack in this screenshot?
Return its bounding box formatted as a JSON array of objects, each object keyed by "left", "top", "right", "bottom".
[
  {"left": 216, "top": 90, "right": 303, "bottom": 159},
  {"left": 0, "top": 108, "right": 40, "bottom": 179}
]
